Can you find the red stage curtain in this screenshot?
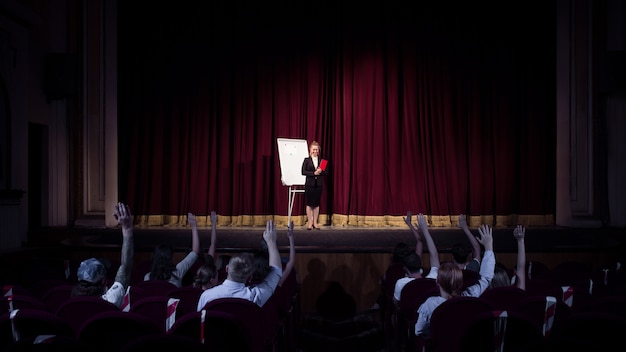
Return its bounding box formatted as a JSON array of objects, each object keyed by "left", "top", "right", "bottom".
[{"left": 117, "top": 2, "right": 555, "bottom": 227}]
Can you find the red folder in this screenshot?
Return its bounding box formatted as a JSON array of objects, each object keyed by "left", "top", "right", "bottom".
[{"left": 320, "top": 159, "right": 328, "bottom": 171}]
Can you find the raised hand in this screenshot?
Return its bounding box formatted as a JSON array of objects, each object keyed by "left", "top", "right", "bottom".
[
  {"left": 513, "top": 225, "right": 525, "bottom": 240},
  {"left": 417, "top": 213, "right": 429, "bottom": 232},
  {"left": 404, "top": 211, "right": 414, "bottom": 229},
  {"left": 114, "top": 202, "right": 132, "bottom": 230},
  {"left": 459, "top": 214, "right": 469, "bottom": 231},
  {"left": 477, "top": 224, "right": 493, "bottom": 251},
  {"left": 263, "top": 220, "right": 277, "bottom": 244},
  {"left": 188, "top": 212, "right": 197, "bottom": 227}
]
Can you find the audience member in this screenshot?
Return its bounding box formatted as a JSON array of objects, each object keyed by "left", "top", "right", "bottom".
[
  {"left": 196, "top": 220, "right": 283, "bottom": 310},
  {"left": 192, "top": 262, "right": 218, "bottom": 290},
  {"left": 71, "top": 202, "right": 134, "bottom": 308},
  {"left": 378, "top": 212, "right": 422, "bottom": 307},
  {"left": 144, "top": 212, "right": 201, "bottom": 287},
  {"left": 393, "top": 211, "right": 439, "bottom": 305},
  {"left": 191, "top": 211, "right": 220, "bottom": 290},
  {"left": 414, "top": 221, "right": 495, "bottom": 339},
  {"left": 452, "top": 214, "right": 481, "bottom": 272},
  {"left": 489, "top": 224, "right": 526, "bottom": 289}
]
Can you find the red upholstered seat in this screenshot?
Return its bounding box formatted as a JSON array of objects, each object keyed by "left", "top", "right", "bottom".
[
  {"left": 54, "top": 296, "right": 119, "bottom": 337},
  {"left": 200, "top": 297, "right": 276, "bottom": 352},
  {"left": 428, "top": 296, "right": 495, "bottom": 352}
]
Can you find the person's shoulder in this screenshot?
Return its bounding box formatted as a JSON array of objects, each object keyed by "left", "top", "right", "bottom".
[
  {"left": 395, "top": 276, "right": 411, "bottom": 287},
  {"left": 420, "top": 295, "right": 445, "bottom": 311}
]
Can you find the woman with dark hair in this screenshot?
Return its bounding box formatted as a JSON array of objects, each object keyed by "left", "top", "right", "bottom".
[
  {"left": 143, "top": 212, "right": 201, "bottom": 287},
  {"left": 192, "top": 263, "right": 218, "bottom": 290}
]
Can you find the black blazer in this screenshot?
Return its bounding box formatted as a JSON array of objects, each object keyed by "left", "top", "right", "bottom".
[{"left": 301, "top": 157, "right": 328, "bottom": 187}]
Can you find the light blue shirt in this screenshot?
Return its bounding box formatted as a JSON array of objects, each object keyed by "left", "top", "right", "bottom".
[{"left": 197, "top": 265, "right": 282, "bottom": 310}]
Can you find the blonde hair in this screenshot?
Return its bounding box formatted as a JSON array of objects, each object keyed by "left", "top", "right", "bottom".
[
  {"left": 437, "top": 261, "right": 464, "bottom": 297},
  {"left": 310, "top": 141, "right": 320, "bottom": 154}
]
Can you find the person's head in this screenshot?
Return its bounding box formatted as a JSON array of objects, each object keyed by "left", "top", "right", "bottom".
[
  {"left": 71, "top": 258, "right": 107, "bottom": 297},
  {"left": 193, "top": 263, "right": 218, "bottom": 290},
  {"left": 150, "top": 244, "right": 177, "bottom": 281},
  {"left": 226, "top": 253, "right": 255, "bottom": 283},
  {"left": 451, "top": 243, "right": 472, "bottom": 265},
  {"left": 392, "top": 242, "right": 411, "bottom": 263},
  {"left": 403, "top": 252, "right": 423, "bottom": 275},
  {"left": 436, "top": 261, "right": 464, "bottom": 298},
  {"left": 489, "top": 264, "right": 511, "bottom": 289},
  {"left": 309, "top": 141, "right": 320, "bottom": 157}
]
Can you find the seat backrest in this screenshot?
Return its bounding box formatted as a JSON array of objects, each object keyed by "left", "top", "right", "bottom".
[
  {"left": 548, "top": 311, "right": 626, "bottom": 350},
  {"left": 479, "top": 285, "right": 530, "bottom": 311},
  {"left": 130, "top": 296, "right": 181, "bottom": 333},
  {"left": 509, "top": 294, "right": 573, "bottom": 337},
  {"left": 168, "top": 286, "right": 203, "bottom": 318},
  {"left": 27, "top": 279, "right": 73, "bottom": 300},
  {"left": 201, "top": 297, "right": 273, "bottom": 352},
  {"left": 77, "top": 310, "right": 162, "bottom": 352},
  {"left": 54, "top": 295, "right": 119, "bottom": 336},
  {"left": 0, "top": 295, "right": 48, "bottom": 313},
  {"left": 2, "top": 283, "right": 36, "bottom": 299},
  {"left": 584, "top": 294, "right": 626, "bottom": 319},
  {"left": 129, "top": 280, "right": 178, "bottom": 303},
  {"left": 396, "top": 278, "right": 439, "bottom": 352},
  {"left": 168, "top": 310, "right": 252, "bottom": 351},
  {"left": 524, "top": 278, "right": 563, "bottom": 299},
  {"left": 429, "top": 296, "right": 494, "bottom": 352},
  {"left": 460, "top": 310, "right": 544, "bottom": 352},
  {"left": 119, "top": 333, "right": 206, "bottom": 352},
  {"left": 40, "top": 284, "right": 74, "bottom": 312},
  {"left": 0, "top": 308, "right": 74, "bottom": 349},
  {"left": 398, "top": 278, "right": 439, "bottom": 327},
  {"left": 525, "top": 260, "right": 551, "bottom": 280}
]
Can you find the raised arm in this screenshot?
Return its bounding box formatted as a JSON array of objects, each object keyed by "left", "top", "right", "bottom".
[
  {"left": 113, "top": 202, "right": 134, "bottom": 288},
  {"left": 279, "top": 221, "right": 295, "bottom": 286},
  {"left": 459, "top": 214, "right": 481, "bottom": 263},
  {"left": 513, "top": 225, "right": 526, "bottom": 290},
  {"left": 206, "top": 211, "right": 218, "bottom": 261},
  {"left": 418, "top": 213, "right": 439, "bottom": 269},
  {"left": 263, "top": 220, "right": 282, "bottom": 270},
  {"left": 404, "top": 211, "right": 424, "bottom": 256},
  {"left": 188, "top": 212, "right": 201, "bottom": 256}
]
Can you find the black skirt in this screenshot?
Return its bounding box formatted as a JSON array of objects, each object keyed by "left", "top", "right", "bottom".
[{"left": 305, "top": 185, "right": 323, "bottom": 207}]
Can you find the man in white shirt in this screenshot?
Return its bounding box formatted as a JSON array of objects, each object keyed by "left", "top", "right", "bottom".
[{"left": 197, "top": 220, "right": 283, "bottom": 310}]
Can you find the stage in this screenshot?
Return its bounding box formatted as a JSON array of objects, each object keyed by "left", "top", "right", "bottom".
[{"left": 29, "top": 224, "right": 626, "bottom": 255}]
